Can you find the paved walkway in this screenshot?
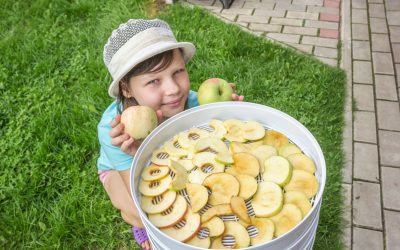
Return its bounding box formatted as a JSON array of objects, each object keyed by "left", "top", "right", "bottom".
[{"left": 180, "top": 0, "right": 400, "bottom": 248}]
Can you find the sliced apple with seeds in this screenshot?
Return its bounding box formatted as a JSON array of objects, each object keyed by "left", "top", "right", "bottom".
[
  {"left": 186, "top": 183, "right": 209, "bottom": 213},
  {"left": 223, "top": 119, "right": 246, "bottom": 142},
  {"left": 203, "top": 173, "right": 240, "bottom": 206},
  {"left": 192, "top": 152, "right": 225, "bottom": 174},
  {"left": 164, "top": 135, "right": 189, "bottom": 158},
  {"left": 201, "top": 204, "right": 233, "bottom": 223},
  {"left": 270, "top": 203, "right": 302, "bottom": 237},
  {"left": 141, "top": 190, "right": 177, "bottom": 214},
  {"left": 242, "top": 121, "right": 265, "bottom": 141},
  {"left": 284, "top": 170, "right": 319, "bottom": 198},
  {"left": 201, "top": 216, "right": 225, "bottom": 237},
  {"left": 251, "top": 181, "right": 284, "bottom": 217},
  {"left": 188, "top": 168, "right": 210, "bottom": 184},
  {"left": 250, "top": 217, "right": 275, "bottom": 246},
  {"left": 169, "top": 160, "right": 189, "bottom": 191},
  {"left": 210, "top": 221, "right": 250, "bottom": 249},
  {"left": 141, "top": 164, "right": 170, "bottom": 181},
  {"left": 230, "top": 196, "right": 251, "bottom": 224},
  {"left": 148, "top": 195, "right": 188, "bottom": 228},
  {"left": 226, "top": 152, "right": 260, "bottom": 178},
  {"left": 284, "top": 191, "right": 312, "bottom": 217},
  {"left": 236, "top": 174, "right": 258, "bottom": 200},
  {"left": 178, "top": 128, "right": 210, "bottom": 149},
  {"left": 151, "top": 148, "right": 171, "bottom": 166},
  {"left": 186, "top": 235, "right": 211, "bottom": 249},
  {"left": 208, "top": 119, "right": 227, "bottom": 139},
  {"left": 160, "top": 208, "right": 201, "bottom": 242},
  {"left": 178, "top": 159, "right": 196, "bottom": 171},
  {"left": 263, "top": 129, "right": 289, "bottom": 150},
  {"left": 279, "top": 143, "right": 302, "bottom": 158},
  {"left": 287, "top": 153, "right": 316, "bottom": 174},
  {"left": 139, "top": 175, "right": 172, "bottom": 196},
  {"left": 263, "top": 156, "right": 293, "bottom": 187},
  {"left": 250, "top": 144, "right": 277, "bottom": 173}
]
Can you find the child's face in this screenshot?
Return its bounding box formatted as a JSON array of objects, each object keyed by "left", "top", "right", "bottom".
[{"left": 125, "top": 49, "right": 190, "bottom": 118}]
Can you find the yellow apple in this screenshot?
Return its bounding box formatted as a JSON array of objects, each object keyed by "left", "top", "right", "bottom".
[{"left": 120, "top": 106, "right": 157, "bottom": 140}]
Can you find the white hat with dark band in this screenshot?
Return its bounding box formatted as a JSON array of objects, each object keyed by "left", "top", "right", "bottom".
[{"left": 103, "top": 19, "right": 196, "bottom": 98}]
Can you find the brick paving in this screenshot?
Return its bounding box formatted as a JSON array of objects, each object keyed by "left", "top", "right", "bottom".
[{"left": 179, "top": 0, "right": 400, "bottom": 248}]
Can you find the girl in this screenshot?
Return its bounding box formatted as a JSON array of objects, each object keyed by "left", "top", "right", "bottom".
[{"left": 97, "top": 19, "right": 243, "bottom": 250}]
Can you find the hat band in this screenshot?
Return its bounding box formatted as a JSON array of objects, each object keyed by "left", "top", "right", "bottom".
[{"left": 108, "top": 27, "right": 176, "bottom": 81}]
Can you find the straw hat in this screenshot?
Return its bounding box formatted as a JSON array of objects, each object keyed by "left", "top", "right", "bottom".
[{"left": 103, "top": 19, "right": 196, "bottom": 98}]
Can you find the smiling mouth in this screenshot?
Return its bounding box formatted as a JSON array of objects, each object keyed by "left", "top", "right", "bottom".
[{"left": 163, "top": 97, "right": 182, "bottom": 106}]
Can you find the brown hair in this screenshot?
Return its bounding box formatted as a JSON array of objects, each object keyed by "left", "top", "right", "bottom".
[{"left": 117, "top": 49, "right": 178, "bottom": 113}]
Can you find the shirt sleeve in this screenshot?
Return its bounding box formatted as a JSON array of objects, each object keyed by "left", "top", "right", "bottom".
[
  {"left": 187, "top": 90, "right": 199, "bottom": 108},
  {"left": 97, "top": 102, "right": 133, "bottom": 171}
]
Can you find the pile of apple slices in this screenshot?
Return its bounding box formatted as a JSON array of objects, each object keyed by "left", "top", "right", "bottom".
[{"left": 138, "top": 119, "right": 319, "bottom": 249}]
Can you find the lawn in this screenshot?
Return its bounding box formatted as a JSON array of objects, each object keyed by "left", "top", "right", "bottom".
[{"left": 0, "top": 0, "right": 346, "bottom": 249}]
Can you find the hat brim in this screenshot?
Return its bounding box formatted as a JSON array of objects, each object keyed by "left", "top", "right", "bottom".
[{"left": 108, "top": 41, "right": 196, "bottom": 98}]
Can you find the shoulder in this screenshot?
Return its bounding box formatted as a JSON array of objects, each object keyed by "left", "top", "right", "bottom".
[{"left": 187, "top": 90, "right": 199, "bottom": 108}]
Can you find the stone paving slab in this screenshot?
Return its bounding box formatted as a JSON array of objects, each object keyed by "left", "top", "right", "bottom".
[
  {"left": 381, "top": 167, "right": 400, "bottom": 210},
  {"left": 384, "top": 210, "right": 400, "bottom": 249},
  {"left": 354, "top": 142, "right": 379, "bottom": 182},
  {"left": 353, "top": 181, "right": 383, "bottom": 229},
  {"left": 379, "top": 130, "right": 400, "bottom": 167},
  {"left": 353, "top": 227, "right": 384, "bottom": 250}
]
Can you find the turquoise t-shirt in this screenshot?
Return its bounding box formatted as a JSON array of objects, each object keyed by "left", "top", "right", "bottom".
[{"left": 97, "top": 90, "right": 199, "bottom": 171}]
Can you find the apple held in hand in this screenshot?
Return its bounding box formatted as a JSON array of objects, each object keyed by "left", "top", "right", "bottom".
[
  {"left": 197, "top": 78, "right": 233, "bottom": 105},
  {"left": 121, "top": 106, "right": 157, "bottom": 140}
]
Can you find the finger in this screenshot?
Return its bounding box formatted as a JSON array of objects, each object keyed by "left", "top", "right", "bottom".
[
  {"left": 110, "top": 133, "right": 129, "bottom": 147},
  {"left": 110, "top": 114, "right": 121, "bottom": 128},
  {"left": 142, "top": 240, "right": 151, "bottom": 250},
  {"left": 120, "top": 137, "right": 136, "bottom": 154},
  {"left": 156, "top": 109, "right": 163, "bottom": 123},
  {"left": 109, "top": 122, "right": 125, "bottom": 138},
  {"left": 231, "top": 93, "right": 239, "bottom": 101},
  {"left": 239, "top": 95, "right": 245, "bottom": 102}
]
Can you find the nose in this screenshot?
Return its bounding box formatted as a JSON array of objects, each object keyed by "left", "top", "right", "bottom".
[{"left": 164, "top": 77, "right": 180, "bottom": 96}]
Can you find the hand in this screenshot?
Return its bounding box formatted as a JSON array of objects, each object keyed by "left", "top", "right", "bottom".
[
  {"left": 109, "top": 110, "right": 163, "bottom": 156},
  {"left": 141, "top": 240, "right": 152, "bottom": 250},
  {"left": 229, "top": 83, "right": 244, "bottom": 102}
]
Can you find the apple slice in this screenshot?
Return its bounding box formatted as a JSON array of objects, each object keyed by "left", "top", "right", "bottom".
[
  {"left": 203, "top": 173, "right": 240, "bottom": 206},
  {"left": 226, "top": 152, "right": 260, "bottom": 178},
  {"left": 148, "top": 195, "right": 188, "bottom": 228},
  {"left": 263, "top": 129, "right": 289, "bottom": 150},
  {"left": 230, "top": 196, "right": 251, "bottom": 224},
  {"left": 236, "top": 174, "right": 258, "bottom": 200},
  {"left": 151, "top": 148, "right": 171, "bottom": 166},
  {"left": 141, "top": 164, "right": 169, "bottom": 181},
  {"left": 251, "top": 181, "right": 284, "bottom": 217},
  {"left": 284, "top": 170, "right": 319, "bottom": 198},
  {"left": 178, "top": 128, "right": 210, "bottom": 149},
  {"left": 223, "top": 119, "right": 246, "bottom": 142},
  {"left": 201, "top": 216, "right": 225, "bottom": 237},
  {"left": 160, "top": 208, "right": 201, "bottom": 242},
  {"left": 192, "top": 152, "right": 225, "bottom": 174},
  {"left": 169, "top": 160, "right": 189, "bottom": 191},
  {"left": 194, "top": 137, "right": 227, "bottom": 153},
  {"left": 141, "top": 190, "right": 177, "bottom": 214},
  {"left": 279, "top": 143, "right": 302, "bottom": 158},
  {"left": 284, "top": 191, "right": 312, "bottom": 217},
  {"left": 188, "top": 168, "right": 210, "bottom": 184},
  {"left": 201, "top": 204, "right": 233, "bottom": 223},
  {"left": 287, "top": 153, "right": 316, "bottom": 174},
  {"left": 242, "top": 121, "right": 265, "bottom": 141},
  {"left": 250, "top": 144, "right": 277, "bottom": 173},
  {"left": 270, "top": 203, "right": 302, "bottom": 237},
  {"left": 178, "top": 159, "right": 196, "bottom": 171},
  {"left": 263, "top": 156, "right": 293, "bottom": 186},
  {"left": 250, "top": 217, "right": 275, "bottom": 246},
  {"left": 186, "top": 235, "right": 211, "bottom": 248},
  {"left": 186, "top": 183, "right": 209, "bottom": 213},
  {"left": 208, "top": 119, "right": 227, "bottom": 139},
  {"left": 229, "top": 141, "right": 263, "bottom": 154},
  {"left": 139, "top": 175, "right": 172, "bottom": 196},
  {"left": 164, "top": 135, "right": 189, "bottom": 158},
  {"left": 211, "top": 221, "right": 250, "bottom": 248}
]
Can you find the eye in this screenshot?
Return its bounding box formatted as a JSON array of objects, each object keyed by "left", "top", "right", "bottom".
[
  {"left": 146, "top": 79, "right": 159, "bottom": 86},
  {"left": 174, "top": 68, "right": 185, "bottom": 75}
]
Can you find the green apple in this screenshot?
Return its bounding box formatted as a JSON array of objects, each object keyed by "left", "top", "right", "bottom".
[
  {"left": 197, "top": 78, "right": 233, "bottom": 105},
  {"left": 121, "top": 106, "right": 157, "bottom": 140}
]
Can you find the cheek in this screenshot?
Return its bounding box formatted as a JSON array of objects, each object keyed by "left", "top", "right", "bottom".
[{"left": 132, "top": 89, "right": 163, "bottom": 108}]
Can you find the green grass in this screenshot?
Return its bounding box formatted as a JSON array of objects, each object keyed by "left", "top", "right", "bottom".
[{"left": 0, "top": 0, "right": 346, "bottom": 249}]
